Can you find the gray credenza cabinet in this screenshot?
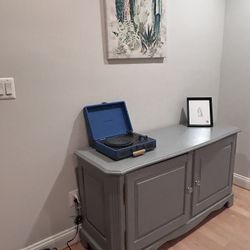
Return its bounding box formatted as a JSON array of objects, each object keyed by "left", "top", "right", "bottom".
[{"left": 76, "top": 125, "right": 239, "bottom": 250}]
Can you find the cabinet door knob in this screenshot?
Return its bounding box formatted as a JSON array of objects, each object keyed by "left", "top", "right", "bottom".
[
  {"left": 187, "top": 186, "right": 193, "bottom": 194},
  {"left": 194, "top": 179, "right": 201, "bottom": 186}
]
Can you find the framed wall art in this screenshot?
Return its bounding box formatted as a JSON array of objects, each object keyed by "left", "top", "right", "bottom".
[
  {"left": 105, "top": 0, "right": 167, "bottom": 59},
  {"left": 187, "top": 97, "right": 214, "bottom": 127}
]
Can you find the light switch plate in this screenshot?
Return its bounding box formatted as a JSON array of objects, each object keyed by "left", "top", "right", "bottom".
[
  {"left": 0, "top": 78, "right": 16, "bottom": 100},
  {"left": 0, "top": 82, "right": 4, "bottom": 96}
]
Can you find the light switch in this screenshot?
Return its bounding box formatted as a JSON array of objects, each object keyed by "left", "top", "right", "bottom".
[
  {"left": 0, "top": 82, "right": 4, "bottom": 96},
  {"left": 5, "top": 81, "right": 12, "bottom": 95},
  {"left": 0, "top": 77, "right": 16, "bottom": 100}
]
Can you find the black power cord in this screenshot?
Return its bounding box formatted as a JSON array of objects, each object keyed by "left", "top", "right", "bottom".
[
  {"left": 66, "top": 197, "right": 82, "bottom": 250},
  {"left": 66, "top": 223, "right": 80, "bottom": 250},
  {"left": 41, "top": 198, "right": 82, "bottom": 250}
]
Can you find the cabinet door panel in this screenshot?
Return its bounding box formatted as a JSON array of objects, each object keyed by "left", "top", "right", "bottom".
[
  {"left": 192, "top": 135, "right": 236, "bottom": 216},
  {"left": 125, "top": 154, "right": 192, "bottom": 250}
]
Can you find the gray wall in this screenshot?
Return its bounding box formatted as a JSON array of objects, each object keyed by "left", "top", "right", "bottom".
[
  {"left": 219, "top": 0, "right": 250, "bottom": 178},
  {"left": 0, "top": 0, "right": 225, "bottom": 249}
]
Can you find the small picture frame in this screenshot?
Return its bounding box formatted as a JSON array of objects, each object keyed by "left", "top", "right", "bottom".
[{"left": 187, "top": 97, "right": 213, "bottom": 127}]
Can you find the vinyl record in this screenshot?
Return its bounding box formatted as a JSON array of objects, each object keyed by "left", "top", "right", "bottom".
[{"left": 104, "top": 134, "right": 135, "bottom": 148}]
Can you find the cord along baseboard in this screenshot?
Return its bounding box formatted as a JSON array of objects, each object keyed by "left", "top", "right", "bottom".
[{"left": 20, "top": 226, "right": 79, "bottom": 250}]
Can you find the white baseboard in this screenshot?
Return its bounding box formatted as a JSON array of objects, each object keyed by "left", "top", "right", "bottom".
[
  {"left": 234, "top": 173, "right": 250, "bottom": 191},
  {"left": 21, "top": 226, "right": 80, "bottom": 250}
]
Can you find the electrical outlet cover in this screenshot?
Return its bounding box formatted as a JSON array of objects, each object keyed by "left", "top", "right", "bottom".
[{"left": 68, "top": 189, "right": 79, "bottom": 207}]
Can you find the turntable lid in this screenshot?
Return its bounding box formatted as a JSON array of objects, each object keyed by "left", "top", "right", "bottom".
[{"left": 84, "top": 101, "right": 133, "bottom": 145}]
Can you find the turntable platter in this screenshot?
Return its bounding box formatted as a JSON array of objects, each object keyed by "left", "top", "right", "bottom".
[{"left": 103, "top": 134, "right": 135, "bottom": 148}]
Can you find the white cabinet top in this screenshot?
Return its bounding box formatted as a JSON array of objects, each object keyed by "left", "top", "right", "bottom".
[{"left": 76, "top": 124, "right": 240, "bottom": 175}]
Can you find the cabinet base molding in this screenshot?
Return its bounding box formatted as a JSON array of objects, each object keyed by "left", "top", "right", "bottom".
[
  {"left": 234, "top": 173, "right": 250, "bottom": 190},
  {"left": 79, "top": 228, "right": 104, "bottom": 250}
]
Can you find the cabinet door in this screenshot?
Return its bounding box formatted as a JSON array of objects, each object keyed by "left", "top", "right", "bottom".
[
  {"left": 192, "top": 135, "right": 236, "bottom": 216},
  {"left": 125, "top": 154, "right": 192, "bottom": 250}
]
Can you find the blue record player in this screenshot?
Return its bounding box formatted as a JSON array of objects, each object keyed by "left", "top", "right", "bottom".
[{"left": 83, "top": 101, "right": 156, "bottom": 161}]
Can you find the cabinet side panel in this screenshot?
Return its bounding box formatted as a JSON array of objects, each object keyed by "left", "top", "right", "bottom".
[
  {"left": 84, "top": 173, "right": 106, "bottom": 236},
  {"left": 76, "top": 163, "right": 86, "bottom": 218},
  {"left": 78, "top": 160, "right": 107, "bottom": 249},
  {"left": 78, "top": 160, "right": 125, "bottom": 250}
]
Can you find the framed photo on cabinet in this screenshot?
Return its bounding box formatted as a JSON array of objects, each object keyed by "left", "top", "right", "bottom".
[{"left": 187, "top": 97, "right": 213, "bottom": 127}]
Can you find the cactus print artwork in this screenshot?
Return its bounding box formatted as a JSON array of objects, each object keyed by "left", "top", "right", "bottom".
[{"left": 105, "top": 0, "right": 167, "bottom": 59}]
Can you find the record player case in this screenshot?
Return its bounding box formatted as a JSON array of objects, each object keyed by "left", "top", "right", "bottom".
[{"left": 83, "top": 102, "right": 156, "bottom": 160}]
